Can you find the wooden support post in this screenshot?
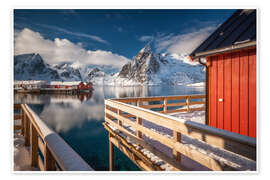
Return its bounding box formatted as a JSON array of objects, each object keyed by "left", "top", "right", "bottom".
[
  {"left": 30, "top": 123, "right": 38, "bottom": 167},
  {"left": 21, "top": 109, "right": 24, "bottom": 135},
  {"left": 136, "top": 100, "right": 142, "bottom": 139},
  {"left": 24, "top": 115, "right": 30, "bottom": 146},
  {"left": 173, "top": 131, "right": 181, "bottom": 162},
  {"left": 109, "top": 133, "right": 114, "bottom": 171},
  {"left": 44, "top": 144, "right": 56, "bottom": 171},
  {"left": 117, "top": 109, "right": 122, "bottom": 127},
  {"left": 163, "top": 98, "right": 167, "bottom": 113},
  {"left": 186, "top": 97, "right": 190, "bottom": 112}
]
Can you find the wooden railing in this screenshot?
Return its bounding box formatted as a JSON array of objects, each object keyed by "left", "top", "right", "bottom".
[
  {"left": 104, "top": 94, "right": 256, "bottom": 171},
  {"left": 14, "top": 104, "right": 94, "bottom": 171}
]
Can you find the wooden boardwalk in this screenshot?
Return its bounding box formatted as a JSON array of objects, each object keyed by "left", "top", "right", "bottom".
[{"left": 104, "top": 94, "right": 256, "bottom": 171}]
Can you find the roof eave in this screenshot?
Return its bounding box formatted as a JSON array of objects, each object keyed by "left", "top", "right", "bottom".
[{"left": 190, "top": 40, "right": 256, "bottom": 60}]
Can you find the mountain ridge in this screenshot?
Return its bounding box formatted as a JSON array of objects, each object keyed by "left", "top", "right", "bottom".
[{"left": 14, "top": 46, "right": 205, "bottom": 86}]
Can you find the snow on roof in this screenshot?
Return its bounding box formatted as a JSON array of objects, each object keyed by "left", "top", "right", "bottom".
[
  {"left": 14, "top": 80, "right": 47, "bottom": 85},
  {"left": 49, "top": 81, "right": 82, "bottom": 86}
]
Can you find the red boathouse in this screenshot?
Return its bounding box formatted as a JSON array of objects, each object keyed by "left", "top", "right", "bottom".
[{"left": 190, "top": 9, "right": 257, "bottom": 138}]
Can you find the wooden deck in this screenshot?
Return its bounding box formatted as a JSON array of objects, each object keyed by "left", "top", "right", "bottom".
[{"left": 104, "top": 94, "right": 256, "bottom": 171}]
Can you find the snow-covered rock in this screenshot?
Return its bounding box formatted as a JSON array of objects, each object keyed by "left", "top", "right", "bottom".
[{"left": 89, "top": 45, "right": 205, "bottom": 86}]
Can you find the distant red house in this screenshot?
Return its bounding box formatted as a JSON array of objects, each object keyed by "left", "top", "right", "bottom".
[
  {"left": 49, "top": 81, "right": 93, "bottom": 90},
  {"left": 190, "top": 9, "right": 256, "bottom": 138},
  {"left": 77, "top": 82, "right": 93, "bottom": 90}
]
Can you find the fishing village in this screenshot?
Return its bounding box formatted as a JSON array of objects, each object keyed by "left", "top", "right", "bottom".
[{"left": 13, "top": 9, "right": 257, "bottom": 172}]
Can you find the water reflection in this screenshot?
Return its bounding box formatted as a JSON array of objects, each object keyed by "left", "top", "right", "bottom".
[{"left": 14, "top": 85, "right": 205, "bottom": 171}]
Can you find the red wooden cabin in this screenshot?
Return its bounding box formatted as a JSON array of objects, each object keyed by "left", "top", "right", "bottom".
[
  {"left": 77, "top": 82, "right": 93, "bottom": 90},
  {"left": 190, "top": 9, "right": 256, "bottom": 138}
]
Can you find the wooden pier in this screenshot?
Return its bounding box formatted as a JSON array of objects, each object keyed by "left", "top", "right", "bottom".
[
  {"left": 14, "top": 104, "right": 94, "bottom": 171},
  {"left": 104, "top": 94, "right": 256, "bottom": 171},
  {"left": 15, "top": 88, "right": 92, "bottom": 95}
]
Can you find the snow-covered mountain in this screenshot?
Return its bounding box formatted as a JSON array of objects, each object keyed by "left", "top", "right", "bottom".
[
  {"left": 14, "top": 53, "right": 61, "bottom": 81},
  {"left": 14, "top": 53, "right": 83, "bottom": 81},
  {"left": 86, "top": 45, "right": 205, "bottom": 86},
  {"left": 14, "top": 46, "right": 205, "bottom": 86}
]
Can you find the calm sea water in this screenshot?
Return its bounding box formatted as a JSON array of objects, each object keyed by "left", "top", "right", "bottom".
[{"left": 14, "top": 85, "right": 204, "bottom": 171}]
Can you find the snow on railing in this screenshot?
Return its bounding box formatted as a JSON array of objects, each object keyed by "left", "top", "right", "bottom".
[{"left": 104, "top": 94, "right": 256, "bottom": 171}]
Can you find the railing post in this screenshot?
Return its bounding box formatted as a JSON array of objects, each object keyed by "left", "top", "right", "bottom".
[
  {"left": 30, "top": 123, "right": 38, "bottom": 167},
  {"left": 44, "top": 144, "right": 56, "bottom": 171},
  {"left": 109, "top": 133, "right": 114, "bottom": 171},
  {"left": 21, "top": 107, "right": 24, "bottom": 135},
  {"left": 117, "top": 109, "right": 122, "bottom": 127},
  {"left": 163, "top": 98, "right": 167, "bottom": 113},
  {"left": 173, "top": 131, "right": 181, "bottom": 162},
  {"left": 136, "top": 100, "right": 142, "bottom": 139},
  {"left": 186, "top": 97, "right": 190, "bottom": 112},
  {"left": 24, "top": 114, "right": 30, "bottom": 146}
]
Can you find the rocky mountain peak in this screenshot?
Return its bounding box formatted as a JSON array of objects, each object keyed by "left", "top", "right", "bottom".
[{"left": 135, "top": 44, "right": 152, "bottom": 63}]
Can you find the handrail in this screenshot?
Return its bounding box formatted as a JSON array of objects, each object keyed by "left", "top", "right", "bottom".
[
  {"left": 14, "top": 104, "right": 93, "bottom": 171},
  {"left": 104, "top": 94, "right": 256, "bottom": 171}
]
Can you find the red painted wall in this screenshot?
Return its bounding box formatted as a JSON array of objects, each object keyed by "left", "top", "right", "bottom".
[{"left": 207, "top": 48, "right": 256, "bottom": 138}]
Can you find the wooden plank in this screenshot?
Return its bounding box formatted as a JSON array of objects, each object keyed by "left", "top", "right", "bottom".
[
  {"left": 104, "top": 123, "right": 188, "bottom": 171},
  {"left": 141, "top": 104, "right": 164, "bottom": 109},
  {"left": 109, "top": 136, "right": 155, "bottom": 171},
  {"left": 210, "top": 56, "right": 218, "bottom": 127},
  {"left": 248, "top": 48, "right": 256, "bottom": 138},
  {"left": 217, "top": 54, "right": 224, "bottom": 129},
  {"left": 113, "top": 94, "right": 205, "bottom": 103},
  {"left": 224, "top": 53, "right": 232, "bottom": 132},
  {"left": 31, "top": 123, "right": 38, "bottom": 167},
  {"left": 104, "top": 118, "right": 224, "bottom": 170},
  {"left": 109, "top": 133, "right": 114, "bottom": 171},
  {"left": 164, "top": 108, "right": 187, "bottom": 114},
  {"left": 239, "top": 50, "right": 249, "bottom": 136},
  {"left": 105, "top": 100, "right": 256, "bottom": 160},
  {"left": 14, "top": 114, "right": 21, "bottom": 120},
  {"left": 166, "top": 102, "right": 186, "bottom": 107},
  {"left": 232, "top": 51, "right": 240, "bottom": 134}
]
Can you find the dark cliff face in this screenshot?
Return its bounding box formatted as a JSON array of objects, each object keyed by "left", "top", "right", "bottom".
[{"left": 118, "top": 45, "right": 161, "bottom": 83}]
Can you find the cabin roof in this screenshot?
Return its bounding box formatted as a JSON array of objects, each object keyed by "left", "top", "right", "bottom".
[
  {"left": 50, "top": 81, "right": 82, "bottom": 86},
  {"left": 14, "top": 80, "right": 47, "bottom": 85},
  {"left": 190, "top": 9, "right": 256, "bottom": 59}
]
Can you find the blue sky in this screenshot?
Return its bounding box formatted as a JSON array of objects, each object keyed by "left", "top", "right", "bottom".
[{"left": 14, "top": 9, "right": 236, "bottom": 67}]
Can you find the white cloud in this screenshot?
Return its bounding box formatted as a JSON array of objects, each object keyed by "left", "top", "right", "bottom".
[
  {"left": 138, "top": 35, "right": 153, "bottom": 42},
  {"left": 154, "top": 26, "right": 217, "bottom": 54},
  {"left": 14, "top": 28, "right": 130, "bottom": 68},
  {"left": 36, "top": 23, "right": 109, "bottom": 45}
]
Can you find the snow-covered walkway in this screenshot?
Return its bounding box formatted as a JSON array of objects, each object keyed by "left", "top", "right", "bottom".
[{"left": 14, "top": 133, "right": 38, "bottom": 171}]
